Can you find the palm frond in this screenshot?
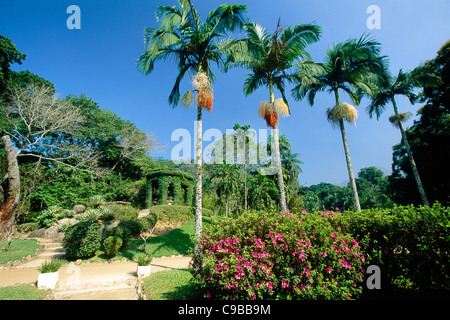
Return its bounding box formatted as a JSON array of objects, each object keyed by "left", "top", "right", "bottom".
[
  {"left": 207, "top": 4, "right": 248, "bottom": 34},
  {"left": 181, "top": 89, "right": 196, "bottom": 108}
]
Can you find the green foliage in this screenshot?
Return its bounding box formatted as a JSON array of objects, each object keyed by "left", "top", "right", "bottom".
[
  {"left": 390, "top": 41, "right": 450, "bottom": 206},
  {"left": 192, "top": 210, "right": 365, "bottom": 300},
  {"left": 0, "top": 35, "right": 26, "bottom": 94},
  {"left": 76, "top": 209, "right": 101, "bottom": 223},
  {"left": 103, "top": 236, "right": 123, "bottom": 257},
  {"left": 36, "top": 206, "right": 73, "bottom": 228},
  {"left": 136, "top": 253, "right": 153, "bottom": 266},
  {"left": 63, "top": 222, "right": 102, "bottom": 260},
  {"left": 332, "top": 203, "right": 450, "bottom": 292},
  {"left": 107, "top": 204, "right": 140, "bottom": 221},
  {"left": 38, "top": 259, "right": 63, "bottom": 273},
  {"left": 15, "top": 222, "right": 39, "bottom": 233},
  {"left": 104, "top": 213, "right": 158, "bottom": 248},
  {"left": 88, "top": 195, "right": 106, "bottom": 208}
]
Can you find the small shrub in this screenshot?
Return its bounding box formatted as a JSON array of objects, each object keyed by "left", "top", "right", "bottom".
[
  {"left": 104, "top": 225, "right": 132, "bottom": 246},
  {"left": 103, "top": 236, "right": 123, "bottom": 257},
  {"left": 97, "top": 206, "right": 114, "bottom": 221},
  {"left": 88, "top": 195, "right": 106, "bottom": 208},
  {"left": 136, "top": 253, "right": 153, "bottom": 266},
  {"left": 38, "top": 259, "right": 63, "bottom": 273},
  {"left": 76, "top": 209, "right": 101, "bottom": 222},
  {"left": 63, "top": 222, "right": 101, "bottom": 260}
]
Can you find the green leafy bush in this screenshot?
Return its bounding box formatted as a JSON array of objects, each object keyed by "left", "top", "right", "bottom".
[
  {"left": 103, "top": 236, "right": 123, "bottom": 257},
  {"left": 104, "top": 213, "right": 158, "bottom": 246},
  {"left": 76, "top": 209, "right": 101, "bottom": 222},
  {"left": 63, "top": 222, "right": 101, "bottom": 260},
  {"left": 191, "top": 210, "right": 366, "bottom": 300},
  {"left": 332, "top": 203, "right": 450, "bottom": 292},
  {"left": 36, "top": 206, "right": 73, "bottom": 228},
  {"left": 136, "top": 253, "right": 153, "bottom": 266},
  {"left": 88, "top": 195, "right": 106, "bottom": 208}
]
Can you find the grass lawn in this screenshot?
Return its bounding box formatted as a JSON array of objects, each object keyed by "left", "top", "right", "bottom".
[
  {"left": 0, "top": 239, "right": 40, "bottom": 264},
  {"left": 0, "top": 285, "right": 50, "bottom": 300},
  {"left": 141, "top": 269, "right": 203, "bottom": 300}
]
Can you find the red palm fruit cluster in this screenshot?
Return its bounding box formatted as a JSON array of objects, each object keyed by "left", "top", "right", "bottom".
[
  {"left": 265, "top": 109, "right": 278, "bottom": 128},
  {"left": 196, "top": 90, "right": 214, "bottom": 112}
]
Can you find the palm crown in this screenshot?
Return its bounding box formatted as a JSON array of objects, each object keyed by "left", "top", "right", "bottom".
[
  {"left": 292, "top": 34, "right": 386, "bottom": 106},
  {"left": 137, "top": 0, "right": 248, "bottom": 106},
  {"left": 291, "top": 34, "right": 386, "bottom": 212},
  {"left": 226, "top": 20, "right": 321, "bottom": 111}
]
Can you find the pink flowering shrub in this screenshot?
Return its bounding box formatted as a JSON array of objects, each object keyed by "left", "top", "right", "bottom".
[{"left": 191, "top": 210, "right": 366, "bottom": 300}]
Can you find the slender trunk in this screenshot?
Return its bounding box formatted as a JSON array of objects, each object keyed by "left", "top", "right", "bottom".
[
  {"left": 0, "top": 135, "right": 20, "bottom": 230},
  {"left": 334, "top": 90, "right": 361, "bottom": 212},
  {"left": 244, "top": 141, "right": 248, "bottom": 211},
  {"left": 270, "top": 82, "right": 287, "bottom": 212},
  {"left": 225, "top": 197, "right": 228, "bottom": 218},
  {"left": 195, "top": 104, "right": 203, "bottom": 239},
  {"left": 392, "top": 97, "right": 429, "bottom": 206}
]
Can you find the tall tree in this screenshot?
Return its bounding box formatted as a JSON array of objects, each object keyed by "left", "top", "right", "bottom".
[
  {"left": 292, "top": 35, "right": 386, "bottom": 212},
  {"left": 0, "top": 84, "right": 100, "bottom": 229},
  {"left": 137, "top": 0, "right": 248, "bottom": 238},
  {"left": 0, "top": 35, "right": 26, "bottom": 95},
  {"left": 366, "top": 65, "right": 440, "bottom": 206},
  {"left": 389, "top": 40, "right": 449, "bottom": 205},
  {"left": 232, "top": 123, "right": 252, "bottom": 211},
  {"left": 225, "top": 19, "right": 321, "bottom": 212}
]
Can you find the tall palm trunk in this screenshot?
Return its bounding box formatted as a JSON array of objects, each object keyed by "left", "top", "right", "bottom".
[
  {"left": 244, "top": 149, "right": 248, "bottom": 211},
  {"left": 270, "top": 83, "right": 287, "bottom": 212},
  {"left": 334, "top": 90, "right": 361, "bottom": 212},
  {"left": 195, "top": 95, "right": 203, "bottom": 239},
  {"left": 391, "top": 97, "right": 429, "bottom": 206}
]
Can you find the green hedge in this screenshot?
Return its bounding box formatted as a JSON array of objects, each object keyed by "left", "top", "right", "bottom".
[
  {"left": 149, "top": 205, "right": 213, "bottom": 224},
  {"left": 330, "top": 203, "right": 450, "bottom": 292}
]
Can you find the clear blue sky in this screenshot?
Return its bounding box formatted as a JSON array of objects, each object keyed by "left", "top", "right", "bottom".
[{"left": 1, "top": 0, "right": 449, "bottom": 186}]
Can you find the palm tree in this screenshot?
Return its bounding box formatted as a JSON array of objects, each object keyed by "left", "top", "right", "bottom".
[
  {"left": 233, "top": 123, "right": 252, "bottom": 211},
  {"left": 365, "top": 65, "right": 440, "bottom": 206},
  {"left": 292, "top": 35, "right": 386, "bottom": 212},
  {"left": 216, "top": 162, "right": 240, "bottom": 217},
  {"left": 267, "top": 133, "right": 303, "bottom": 198},
  {"left": 225, "top": 19, "right": 321, "bottom": 212},
  {"left": 137, "top": 0, "right": 248, "bottom": 237}
]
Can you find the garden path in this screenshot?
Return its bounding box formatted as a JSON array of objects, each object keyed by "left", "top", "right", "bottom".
[{"left": 0, "top": 237, "right": 191, "bottom": 299}]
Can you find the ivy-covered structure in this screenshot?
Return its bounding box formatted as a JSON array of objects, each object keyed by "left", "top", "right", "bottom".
[{"left": 145, "top": 168, "right": 194, "bottom": 208}]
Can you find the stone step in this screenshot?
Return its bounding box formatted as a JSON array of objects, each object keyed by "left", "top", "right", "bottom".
[
  {"left": 39, "top": 252, "right": 65, "bottom": 258},
  {"left": 43, "top": 246, "right": 65, "bottom": 252}
]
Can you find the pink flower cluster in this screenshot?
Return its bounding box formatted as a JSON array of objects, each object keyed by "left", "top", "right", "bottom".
[{"left": 194, "top": 209, "right": 367, "bottom": 300}]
